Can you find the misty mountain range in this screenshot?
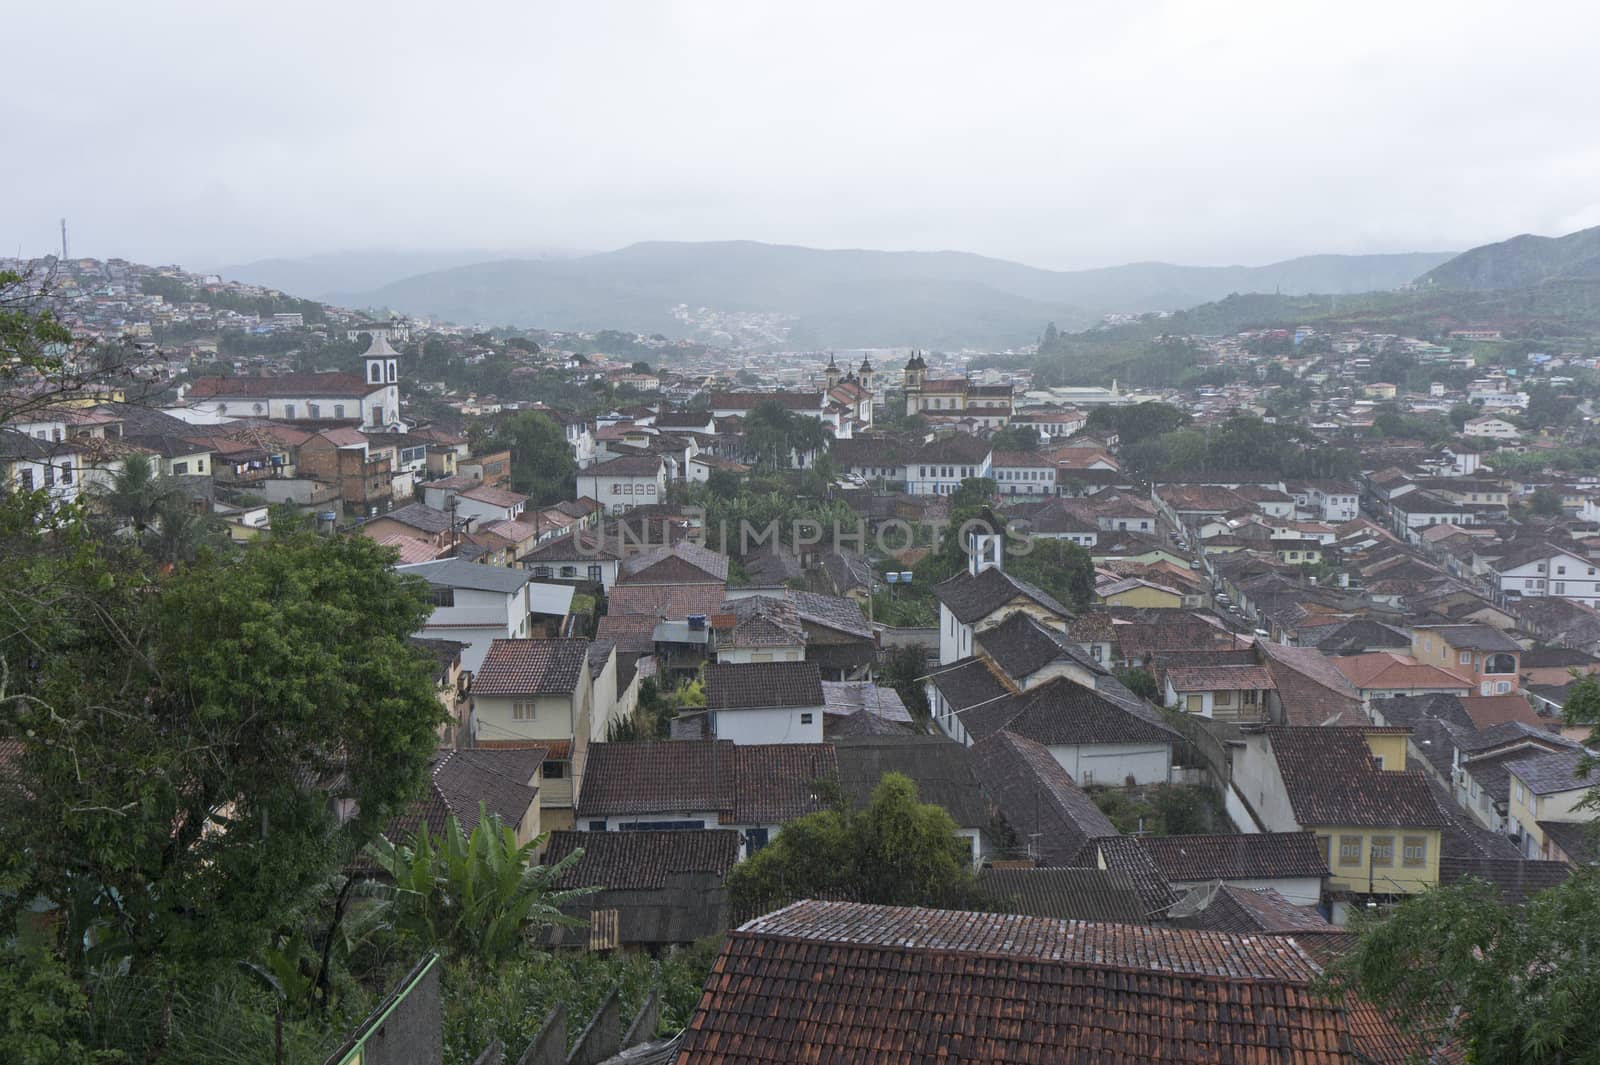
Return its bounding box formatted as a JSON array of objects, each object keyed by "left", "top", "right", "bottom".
[
  {"left": 222, "top": 241, "right": 1456, "bottom": 349},
  {"left": 227, "top": 227, "right": 1600, "bottom": 348}
]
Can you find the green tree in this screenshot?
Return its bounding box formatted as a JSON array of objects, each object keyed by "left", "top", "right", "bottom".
[
  {"left": 989, "top": 424, "right": 1042, "bottom": 452},
  {"left": 1086, "top": 402, "right": 1191, "bottom": 445},
  {"left": 878, "top": 642, "right": 932, "bottom": 725},
  {"left": 0, "top": 945, "right": 117, "bottom": 1065},
  {"left": 91, "top": 451, "right": 183, "bottom": 536},
  {"left": 365, "top": 810, "right": 590, "bottom": 964},
  {"left": 492, "top": 411, "right": 577, "bottom": 504},
  {"left": 1562, "top": 672, "right": 1600, "bottom": 814},
  {"left": 727, "top": 773, "right": 980, "bottom": 917},
  {"left": 742, "top": 400, "right": 830, "bottom": 471},
  {"left": 1115, "top": 667, "right": 1159, "bottom": 701},
  {"left": 1327, "top": 871, "right": 1600, "bottom": 1063},
  {"left": 1008, "top": 536, "right": 1095, "bottom": 612},
  {"left": 1530, "top": 486, "right": 1566, "bottom": 517},
  {"left": 0, "top": 525, "right": 445, "bottom": 979}
]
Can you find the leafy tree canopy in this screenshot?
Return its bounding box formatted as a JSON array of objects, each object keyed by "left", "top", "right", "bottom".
[
  {"left": 491, "top": 410, "right": 577, "bottom": 505},
  {"left": 1328, "top": 871, "right": 1600, "bottom": 1063},
  {"left": 727, "top": 773, "right": 982, "bottom": 917},
  {"left": 0, "top": 516, "right": 444, "bottom": 977}
]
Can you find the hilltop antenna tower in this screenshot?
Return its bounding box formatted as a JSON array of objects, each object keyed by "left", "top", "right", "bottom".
[{"left": 59, "top": 218, "right": 68, "bottom": 260}]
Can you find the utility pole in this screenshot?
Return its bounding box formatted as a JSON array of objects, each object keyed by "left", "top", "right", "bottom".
[{"left": 59, "top": 218, "right": 68, "bottom": 260}]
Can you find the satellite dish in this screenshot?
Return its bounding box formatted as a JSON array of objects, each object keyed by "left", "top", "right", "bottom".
[{"left": 1165, "top": 880, "right": 1225, "bottom": 919}]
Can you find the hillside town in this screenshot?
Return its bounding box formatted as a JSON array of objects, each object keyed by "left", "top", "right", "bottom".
[{"left": 6, "top": 253, "right": 1600, "bottom": 1063}]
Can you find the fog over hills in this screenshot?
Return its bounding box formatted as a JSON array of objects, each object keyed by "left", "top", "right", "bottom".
[
  {"left": 1418, "top": 225, "right": 1600, "bottom": 292},
  {"left": 219, "top": 247, "right": 586, "bottom": 303},
  {"left": 316, "top": 240, "right": 1455, "bottom": 348}
]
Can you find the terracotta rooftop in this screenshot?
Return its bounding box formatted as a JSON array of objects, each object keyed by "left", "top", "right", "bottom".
[
  {"left": 1143, "top": 832, "right": 1331, "bottom": 882},
  {"left": 472, "top": 638, "right": 591, "bottom": 697},
  {"left": 704, "top": 661, "right": 824, "bottom": 711},
  {"left": 675, "top": 900, "right": 1433, "bottom": 1064},
  {"left": 1266, "top": 727, "right": 1447, "bottom": 829}
]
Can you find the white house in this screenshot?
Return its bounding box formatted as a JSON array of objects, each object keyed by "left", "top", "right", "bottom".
[
  {"left": 931, "top": 533, "right": 1071, "bottom": 667},
  {"left": 397, "top": 559, "right": 573, "bottom": 671},
  {"left": 1491, "top": 543, "right": 1600, "bottom": 607},
  {"left": 0, "top": 429, "right": 84, "bottom": 507},
  {"left": 1463, "top": 415, "right": 1520, "bottom": 440},
  {"left": 575, "top": 454, "right": 666, "bottom": 515},
  {"left": 186, "top": 334, "right": 405, "bottom": 432},
  {"left": 904, "top": 436, "right": 993, "bottom": 496},
  {"left": 992, "top": 451, "right": 1057, "bottom": 496},
  {"left": 702, "top": 661, "right": 826, "bottom": 745}
]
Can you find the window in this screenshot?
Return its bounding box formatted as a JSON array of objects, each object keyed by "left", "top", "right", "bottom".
[
  {"left": 1317, "top": 835, "right": 1331, "bottom": 865},
  {"left": 1371, "top": 836, "right": 1394, "bottom": 866},
  {"left": 800, "top": 712, "right": 814, "bottom": 724},
  {"left": 512, "top": 701, "right": 536, "bottom": 721},
  {"left": 18, "top": 468, "right": 33, "bottom": 490},
  {"left": 588, "top": 564, "right": 603, "bottom": 582},
  {"left": 1558, "top": 565, "right": 1567, "bottom": 575},
  {"left": 429, "top": 587, "right": 455, "bottom": 607},
  {"left": 560, "top": 565, "right": 577, "bottom": 579},
  {"left": 334, "top": 404, "right": 345, "bottom": 418},
  {"left": 284, "top": 404, "right": 297, "bottom": 419},
  {"left": 1555, "top": 582, "right": 1566, "bottom": 595},
  {"left": 1515, "top": 780, "right": 1526, "bottom": 802},
  {"left": 588, "top": 821, "right": 608, "bottom": 831},
  {"left": 60, "top": 463, "right": 72, "bottom": 485},
  {"left": 544, "top": 760, "right": 566, "bottom": 779},
  {"left": 1525, "top": 578, "right": 1538, "bottom": 590},
  {"left": 1402, "top": 836, "right": 1426, "bottom": 867},
  {"left": 43, "top": 465, "right": 54, "bottom": 487},
  {"left": 532, "top": 565, "right": 552, "bottom": 578},
  {"left": 1339, "top": 836, "right": 1362, "bottom": 866},
  {"left": 309, "top": 404, "right": 321, "bottom": 419},
  {"left": 172, "top": 461, "right": 188, "bottom": 475}
]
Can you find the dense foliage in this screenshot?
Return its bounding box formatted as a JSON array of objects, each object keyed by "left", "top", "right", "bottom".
[
  {"left": 1329, "top": 871, "right": 1600, "bottom": 1063},
  {"left": 727, "top": 773, "right": 982, "bottom": 917},
  {"left": 491, "top": 410, "right": 578, "bottom": 504}
]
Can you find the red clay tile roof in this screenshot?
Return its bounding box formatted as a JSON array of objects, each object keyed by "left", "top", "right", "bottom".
[
  {"left": 189, "top": 371, "right": 375, "bottom": 399},
  {"left": 543, "top": 828, "right": 740, "bottom": 890},
  {"left": 932, "top": 566, "right": 1072, "bottom": 625},
  {"left": 969, "top": 731, "right": 1115, "bottom": 866},
  {"left": 676, "top": 900, "right": 1419, "bottom": 1064},
  {"left": 607, "top": 583, "right": 726, "bottom": 619},
  {"left": 387, "top": 747, "right": 543, "bottom": 842},
  {"left": 1266, "top": 727, "right": 1447, "bottom": 829},
  {"left": 593, "top": 613, "right": 660, "bottom": 653},
  {"left": 1461, "top": 694, "right": 1547, "bottom": 730},
  {"left": 472, "top": 638, "right": 591, "bottom": 697},
  {"left": 618, "top": 541, "right": 729, "bottom": 584},
  {"left": 1257, "top": 642, "right": 1366, "bottom": 727},
  {"left": 1143, "top": 832, "right": 1330, "bottom": 882},
  {"left": 705, "top": 661, "right": 824, "bottom": 711},
  {"left": 1165, "top": 664, "right": 1278, "bottom": 692},
  {"left": 962, "top": 676, "right": 1178, "bottom": 749},
  {"left": 1333, "top": 652, "right": 1471, "bottom": 691},
  {"left": 577, "top": 741, "right": 837, "bottom": 825}
]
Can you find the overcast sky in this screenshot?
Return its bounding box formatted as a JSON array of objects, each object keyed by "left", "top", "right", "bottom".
[{"left": 8, "top": 0, "right": 1600, "bottom": 272}]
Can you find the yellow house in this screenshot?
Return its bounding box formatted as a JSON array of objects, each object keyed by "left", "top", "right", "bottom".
[
  {"left": 469, "top": 638, "right": 596, "bottom": 831},
  {"left": 1504, "top": 749, "right": 1593, "bottom": 861},
  {"left": 1096, "top": 577, "right": 1184, "bottom": 609},
  {"left": 1362, "top": 382, "right": 1398, "bottom": 400},
  {"left": 1233, "top": 726, "right": 1444, "bottom": 924}
]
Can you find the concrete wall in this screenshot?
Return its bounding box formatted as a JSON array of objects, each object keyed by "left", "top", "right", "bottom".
[
  {"left": 1050, "top": 742, "right": 1170, "bottom": 788},
  {"left": 713, "top": 705, "right": 825, "bottom": 745}
]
